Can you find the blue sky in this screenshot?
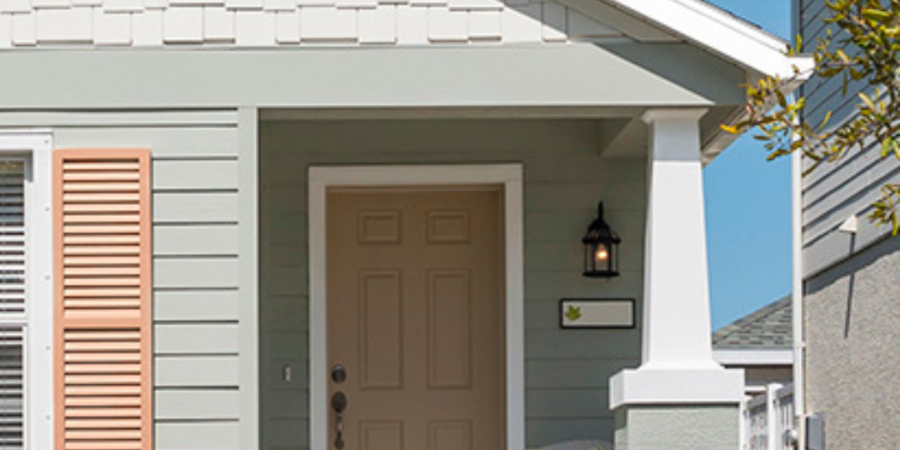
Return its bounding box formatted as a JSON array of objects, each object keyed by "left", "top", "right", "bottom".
[{"left": 703, "top": 0, "right": 793, "bottom": 329}]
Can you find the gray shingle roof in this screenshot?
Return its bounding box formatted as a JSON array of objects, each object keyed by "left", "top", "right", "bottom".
[{"left": 712, "top": 296, "right": 793, "bottom": 350}]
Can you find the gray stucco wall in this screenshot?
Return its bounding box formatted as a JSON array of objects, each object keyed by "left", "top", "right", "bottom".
[
  {"left": 798, "top": 3, "right": 900, "bottom": 448},
  {"left": 614, "top": 405, "right": 740, "bottom": 450},
  {"left": 804, "top": 235, "right": 900, "bottom": 450},
  {"left": 259, "top": 118, "right": 646, "bottom": 450}
]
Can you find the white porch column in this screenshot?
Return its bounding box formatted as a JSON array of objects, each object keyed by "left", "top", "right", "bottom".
[
  {"left": 610, "top": 109, "right": 743, "bottom": 450},
  {"left": 641, "top": 109, "right": 720, "bottom": 370}
]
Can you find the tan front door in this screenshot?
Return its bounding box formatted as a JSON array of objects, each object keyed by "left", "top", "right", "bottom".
[{"left": 326, "top": 186, "right": 506, "bottom": 450}]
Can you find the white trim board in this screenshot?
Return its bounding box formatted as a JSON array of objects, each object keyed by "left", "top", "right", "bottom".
[
  {"left": 713, "top": 350, "right": 794, "bottom": 366},
  {"left": 308, "top": 164, "right": 525, "bottom": 450},
  {"left": 0, "top": 131, "right": 54, "bottom": 450},
  {"left": 603, "top": 0, "right": 814, "bottom": 78}
]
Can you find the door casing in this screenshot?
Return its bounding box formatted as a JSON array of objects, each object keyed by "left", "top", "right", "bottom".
[{"left": 308, "top": 164, "right": 525, "bottom": 450}]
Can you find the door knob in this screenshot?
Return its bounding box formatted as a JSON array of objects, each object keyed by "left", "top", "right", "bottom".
[{"left": 332, "top": 391, "right": 347, "bottom": 413}]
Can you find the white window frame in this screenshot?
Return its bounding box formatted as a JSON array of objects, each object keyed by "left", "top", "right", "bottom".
[
  {"left": 308, "top": 164, "right": 525, "bottom": 450},
  {"left": 0, "top": 131, "right": 54, "bottom": 450}
]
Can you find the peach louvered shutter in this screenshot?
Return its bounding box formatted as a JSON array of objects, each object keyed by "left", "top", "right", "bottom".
[{"left": 53, "top": 149, "right": 152, "bottom": 450}]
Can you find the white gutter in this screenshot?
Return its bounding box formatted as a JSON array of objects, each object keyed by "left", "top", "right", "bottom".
[{"left": 792, "top": 129, "right": 806, "bottom": 448}]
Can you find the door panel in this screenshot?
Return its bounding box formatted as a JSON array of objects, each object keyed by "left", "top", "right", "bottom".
[
  {"left": 427, "top": 269, "right": 472, "bottom": 389},
  {"left": 327, "top": 187, "right": 505, "bottom": 450},
  {"left": 358, "top": 270, "right": 403, "bottom": 389}
]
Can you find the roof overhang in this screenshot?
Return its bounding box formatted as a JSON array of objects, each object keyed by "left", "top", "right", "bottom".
[
  {"left": 602, "top": 0, "right": 814, "bottom": 79},
  {"left": 594, "top": 0, "right": 815, "bottom": 161}
]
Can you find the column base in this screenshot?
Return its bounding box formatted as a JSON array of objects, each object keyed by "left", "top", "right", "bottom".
[
  {"left": 609, "top": 368, "right": 744, "bottom": 450},
  {"left": 610, "top": 367, "right": 745, "bottom": 409},
  {"left": 613, "top": 404, "right": 741, "bottom": 450}
]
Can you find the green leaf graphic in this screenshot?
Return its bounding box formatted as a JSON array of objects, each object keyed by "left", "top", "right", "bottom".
[{"left": 564, "top": 305, "right": 582, "bottom": 322}]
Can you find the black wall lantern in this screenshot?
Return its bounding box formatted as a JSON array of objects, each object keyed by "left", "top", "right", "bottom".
[{"left": 582, "top": 202, "right": 621, "bottom": 278}]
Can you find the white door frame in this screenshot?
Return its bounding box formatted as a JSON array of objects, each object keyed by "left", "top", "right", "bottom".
[{"left": 308, "top": 164, "right": 525, "bottom": 450}]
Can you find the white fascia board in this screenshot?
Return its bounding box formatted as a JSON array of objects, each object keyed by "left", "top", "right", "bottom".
[
  {"left": 603, "top": 0, "right": 814, "bottom": 79},
  {"left": 713, "top": 349, "right": 795, "bottom": 366}
]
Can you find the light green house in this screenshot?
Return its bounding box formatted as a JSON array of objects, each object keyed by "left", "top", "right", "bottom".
[{"left": 0, "top": 2, "right": 810, "bottom": 450}]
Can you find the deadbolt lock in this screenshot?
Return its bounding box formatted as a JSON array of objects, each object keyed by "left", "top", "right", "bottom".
[{"left": 332, "top": 364, "right": 347, "bottom": 384}]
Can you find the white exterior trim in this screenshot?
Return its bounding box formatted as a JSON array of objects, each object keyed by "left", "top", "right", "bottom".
[
  {"left": 610, "top": 368, "right": 745, "bottom": 409},
  {"left": 237, "top": 108, "right": 260, "bottom": 450},
  {"left": 791, "top": 129, "right": 807, "bottom": 448},
  {"left": 611, "top": 109, "right": 745, "bottom": 410},
  {"left": 639, "top": 108, "right": 720, "bottom": 369},
  {"left": 713, "top": 350, "right": 795, "bottom": 366},
  {"left": 308, "top": 164, "right": 525, "bottom": 450},
  {"left": 605, "top": 0, "right": 815, "bottom": 78},
  {"left": 0, "top": 131, "right": 54, "bottom": 450}
]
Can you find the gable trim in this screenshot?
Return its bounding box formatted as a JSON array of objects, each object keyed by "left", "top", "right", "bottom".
[{"left": 603, "top": 0, "right": 814, "bottom": 78}]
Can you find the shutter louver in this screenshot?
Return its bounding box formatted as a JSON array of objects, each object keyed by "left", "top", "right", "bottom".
[
  {"left": 54, "top": 149, "right": 152, "bottom": 450},
  {"left": 0, "top": 159, "right": 25, "bottom": 450}
]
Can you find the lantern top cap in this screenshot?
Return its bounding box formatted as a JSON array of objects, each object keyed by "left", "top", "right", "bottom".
[{"left": 582, "top": 202, "right": 621, "bottom": 245}]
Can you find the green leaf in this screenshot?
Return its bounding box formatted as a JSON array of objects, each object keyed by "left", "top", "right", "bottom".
[
  {"left": 819, "top": 111, "right": 833, "bottom": 131},
  {"left": 860, "top": 92, "right": 877, "bottom": 110},
  {"left": 564, "top": 306, "right": 582, "bottom": 322},
  {"left": 864, "top": 8, "right": 894, "bottom": 23},
  {"left": 882, "top": 137, "right": 894, "bottom": 157}
]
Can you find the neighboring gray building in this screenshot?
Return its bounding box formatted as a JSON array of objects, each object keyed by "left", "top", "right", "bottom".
[
  {"left": 713, "top": 297, "right": 794, "bottom": 396},
  {"left": 796, "top": 1, "right": 900, "bottom": 449},
  {"left": 0, "top": 3, "right": 812, "bottom": 450}
]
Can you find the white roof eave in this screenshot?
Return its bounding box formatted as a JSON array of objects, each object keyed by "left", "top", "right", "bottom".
[
  {"left": 595, "top": 0, "right": 815, "bottom": 160},
  {"left": 603, "top": 0, "right": 815, "bottom": 80}
]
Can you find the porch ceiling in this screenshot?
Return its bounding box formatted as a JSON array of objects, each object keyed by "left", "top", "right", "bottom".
[{"left": 258, "top": 105, "right": 739, "bottom": 161}]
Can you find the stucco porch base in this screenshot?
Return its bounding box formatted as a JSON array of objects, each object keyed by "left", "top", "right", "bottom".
[
  {"left": 610, "top": 368, "right": 744, "bottom": 450},
  {"left": 613, "top": 405, "right": 741, "bottom": 450}
]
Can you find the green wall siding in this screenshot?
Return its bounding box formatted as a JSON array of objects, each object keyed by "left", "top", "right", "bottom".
[
  {"left": 2, "top": 111, "right": 246, "bottom": 450},
  {"left": 259, "top": 119, "right": 646, "bottom": 449}
]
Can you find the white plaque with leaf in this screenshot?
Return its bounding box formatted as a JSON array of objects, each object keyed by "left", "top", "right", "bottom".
[{"left": 559, "top": 299, "right": 635, "bottom": 329}]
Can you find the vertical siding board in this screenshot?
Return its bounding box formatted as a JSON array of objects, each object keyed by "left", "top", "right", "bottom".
[
  {"left": 54, "top": 148, "right": 153, "bottom": 450},
  {"left": 237, "top": 107, "right": 261, "bottom": 450}
]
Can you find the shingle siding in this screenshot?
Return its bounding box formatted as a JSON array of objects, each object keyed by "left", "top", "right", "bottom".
[{"left": 0, "top": 0, "right": 636, "bottom": 48}]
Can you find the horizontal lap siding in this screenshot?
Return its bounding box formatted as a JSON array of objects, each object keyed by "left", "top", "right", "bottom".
[
  {"left": 797, "top": 0, "right": 900, "bottom": 276},
  {"left": 260, "top": 119, "right": 645, "bottom": 450},
  {"left": 41, "top": 112, "right": 242, "bottom": 450}
]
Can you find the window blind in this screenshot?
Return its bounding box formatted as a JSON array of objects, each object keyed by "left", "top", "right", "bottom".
[{"left": 0, "top": 159, "right": 25, "bottom": 450}]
